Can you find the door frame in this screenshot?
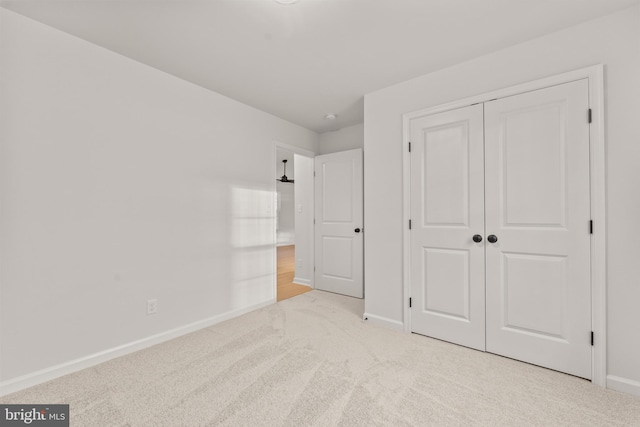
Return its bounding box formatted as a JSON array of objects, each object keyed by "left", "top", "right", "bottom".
[
  {"left": 401, "top": 65, "right": 606, "bottom": 386},
  {"left": 272, "top": 141, "right": 316, "bottom": 302}
]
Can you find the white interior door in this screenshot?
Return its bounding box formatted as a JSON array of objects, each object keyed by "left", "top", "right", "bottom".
[
  {"left": 410, "top": 104, "right": 486, "bottom": 351},
  {"left": 315, "top": 149, "right": 363, "bottom": 298},
  {"left": 484, "top": 80, "right": 592, "bottom": 379},
  {"left": 409, "top": 79, "right": 592, "bottom": 378}
]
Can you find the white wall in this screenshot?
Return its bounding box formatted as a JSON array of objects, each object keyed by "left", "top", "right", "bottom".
[
  {"left": 364, "top": 6, "right": 640, "bottom": 394},
  {"left": 0, "top": 8, "right": 318, "bottom": 389},
  {"left": 318, "top": 123, "right": 364, "bottom": 155},
  {"left": 293, "top": 154, "right": 314, "bottom": 287}
]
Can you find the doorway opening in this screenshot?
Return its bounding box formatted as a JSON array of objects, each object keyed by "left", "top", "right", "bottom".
[{"left": 274, "top": 145, "right": 314, "bottom": 302}]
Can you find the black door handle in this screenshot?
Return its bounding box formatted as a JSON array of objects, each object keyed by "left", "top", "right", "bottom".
[
  {"left": 354, "top": 228, "right": 361, "bottom": 233},
  {"left": 473, "top": 234, "right": 483, "bottom": 243},
  {"left": 487, "top": 235, "right": 498, "bottom": 243}
]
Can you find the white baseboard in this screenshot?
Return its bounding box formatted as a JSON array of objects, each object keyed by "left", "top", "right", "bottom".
[
  {"left": 363, "top": 312, "right": 405, "bottom": 331},
  {"left": 607, "top": 375, "right": 640, "bottom": 398},
  {"left": 0, "top": 298, "right": 274, "bottom": 397},
  {"left": 292, "top": 277, "right": 312, "bottom": 287}
]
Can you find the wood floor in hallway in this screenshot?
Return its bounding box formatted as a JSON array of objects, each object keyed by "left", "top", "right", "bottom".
[{"left": 277, "top": 245, "right": 312, "bottom": 302}]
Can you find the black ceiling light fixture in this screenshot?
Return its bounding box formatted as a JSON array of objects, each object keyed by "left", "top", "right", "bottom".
[{"left": 277, "top": 159, "right": 294, "bottom": 183}]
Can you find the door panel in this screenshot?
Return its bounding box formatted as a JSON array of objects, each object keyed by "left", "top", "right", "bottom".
[
  {"left": 502, "top": 102, "right": 567, "bottom": 227},
  {"left": 484, "top": 79, "right": 591, "bottom": 379},
  {"left": 322, "top": 161, "right": 354, "bottom": 222},
  {"left": 422, "top": 123, "right": 471, "bottom": 226},
  {"left": 322, "top": 237, "right": 353, "bottom": 279},
  {"left": 423, "top": 248, "right": 470, "bottom": 320},
  {"left": 502, "top": 253, "right": 567, "bottom": 338},
  {"left": 410, "top": 104, "right": 486, "bottom": 351},
  {"left": 315, "top": 149, "right": 363, "bottom": 298}
]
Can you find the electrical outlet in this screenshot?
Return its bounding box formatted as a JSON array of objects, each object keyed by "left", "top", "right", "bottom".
[{"left": 147, "top": 299, "right": 158, "bottom": 315}]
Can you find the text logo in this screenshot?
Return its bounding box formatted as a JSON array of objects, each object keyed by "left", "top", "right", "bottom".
[{"left": 0, "top": 405, "right": 69, "bottom": 427}]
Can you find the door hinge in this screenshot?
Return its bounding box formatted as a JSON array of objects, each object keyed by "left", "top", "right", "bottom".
[
  {"left": 591, "top": 331, "right": 594, "bottom": 346},
  {"left": 408, "top": 142, "right": 412, "bottom": 153},
  {"left": 409, "top": 297, "right": 412, "bottom": 308},
  {"left": 588, "top": 109, "right": 592, "bottom": 123},
  {"left": 590, "top": 220, "right": 593, "bottom": 234},
  {"left": 409, "top": 219, "right": 412, "bottom": 230}
]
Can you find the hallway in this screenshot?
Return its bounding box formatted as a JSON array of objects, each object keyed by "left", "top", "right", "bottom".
[{"left": 277, "top": 245, "right": 312, "bottom": 302}]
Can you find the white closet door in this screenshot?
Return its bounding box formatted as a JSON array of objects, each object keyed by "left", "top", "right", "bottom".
[
  {"left": 484, "top": 80, "right": 592, "bottom": 379},
  {"left": 410, "top": 104, "right": 486, "bottom": 351}
]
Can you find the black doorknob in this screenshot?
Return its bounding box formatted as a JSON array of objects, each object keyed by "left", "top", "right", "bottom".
[
  {"left": 487, "top": 235, "right": 498, "bottom": 243},
  {"left": 472, "top": 234, "right": 483, "bottom": 243},
  {"left": 354, "top": 228, "right": 361, "bottom": 233}
]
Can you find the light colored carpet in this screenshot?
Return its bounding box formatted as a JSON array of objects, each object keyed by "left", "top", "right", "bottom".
[{"left": 2, "top": 290, "right": 640, "bottom": 426}]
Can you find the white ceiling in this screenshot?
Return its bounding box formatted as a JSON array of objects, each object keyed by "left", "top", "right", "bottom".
[{"left": 2, "top": 0, "right": 638, "bottom": 133}]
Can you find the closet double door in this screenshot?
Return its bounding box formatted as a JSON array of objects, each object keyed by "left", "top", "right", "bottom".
[{"left": 409, "top": 80, "right": 592, "bottom": 379}]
